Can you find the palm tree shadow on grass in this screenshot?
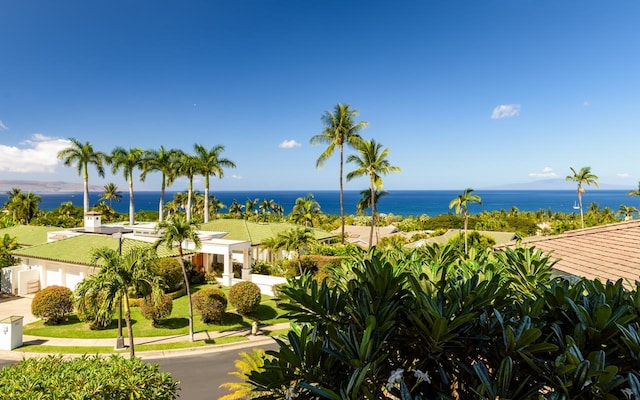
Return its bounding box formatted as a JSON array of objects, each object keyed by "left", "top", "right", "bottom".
[{"left": 155, "top": 317, "right": 189, "bottom": 330}]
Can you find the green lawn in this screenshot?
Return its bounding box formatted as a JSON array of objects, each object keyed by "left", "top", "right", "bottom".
[{"left": 24, "top": 284, "right": 289, "bottom": 339}]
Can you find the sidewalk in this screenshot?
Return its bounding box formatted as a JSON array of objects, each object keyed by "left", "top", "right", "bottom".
[{"left": 1, "top": 294, "right": 289, "bottom": 361}]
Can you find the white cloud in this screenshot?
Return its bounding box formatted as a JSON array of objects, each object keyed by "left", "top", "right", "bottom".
[
  {"left": 491, "top": 104, "right": 521, "bottom": 119},
  {"left": 0, "top": 134, "right": 70, "bottom": 173},
  {"left": 232, "top": 174, "right": 243, "bottom": 180},
  {"left": 618, "top": 172, "right": 631, "bottom": 178},
  {"left": 278, "top": 139, "right": 301, "bottom": 149},
  {"left": 529, "top": 167, "right": 558, "bottom": 178},
  {"left": 0, "top": 120, "right": 7, "bottom": 130}
]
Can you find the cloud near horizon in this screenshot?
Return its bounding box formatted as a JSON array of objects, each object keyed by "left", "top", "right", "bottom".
[
  {"left": 278, "top": 139, "right": 301, "bottom": 149},
  {"left": 491, "top": 104, "right": 521, "bottom": 119},
  {"left": 617, "top": 172, "right": 631, "bottom": 178},
  {"left": 0, "top": 134, "right": 70, "bottom": 173},
  {"left": 529, "top": 167, "right": 558, "bottom": 179},
  {"left": 231, "top": 174, "right": 243, "bottom": 180}
]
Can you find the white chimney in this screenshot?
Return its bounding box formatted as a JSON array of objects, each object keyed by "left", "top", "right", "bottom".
[{"left": 84, "top": 212, "right": 102, "bottom": 232}]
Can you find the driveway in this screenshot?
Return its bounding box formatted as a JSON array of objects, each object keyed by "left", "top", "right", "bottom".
[{"left": 0, "top": 294, "right": 36, "bottom": 324}]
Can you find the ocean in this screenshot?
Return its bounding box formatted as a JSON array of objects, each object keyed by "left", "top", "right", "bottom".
[{"left": 1, "top": 189, "right": 638, "bottom": 217}]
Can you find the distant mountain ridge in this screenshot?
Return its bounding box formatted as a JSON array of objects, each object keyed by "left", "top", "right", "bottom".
[{"left": 0, "top": 180, "right": 102, "bottom": 193}]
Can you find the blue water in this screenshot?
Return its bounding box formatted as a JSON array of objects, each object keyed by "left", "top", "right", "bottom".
[{"left": 2, "top": 190, "right": 638, "bottom": 217}]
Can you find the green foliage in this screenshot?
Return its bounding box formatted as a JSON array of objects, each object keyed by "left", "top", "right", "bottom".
[
  {"left": 31, "top": 285, "right": 74, "bottom": 324},
  {"left": 192, "top": 286, "right": 228, "bottom": 323},
  {"left": 250, "top": 260, "right": 271, "bottom": 275},
  {"left": 140, "top": 294, "right": 173, "bottom": 326},
  {"left": 240, "top": 246, "right": 640, "bottom": 399},
  {"left": 0, "top": 354, "right": 179, "bottom": 399},
  {"left": 0, "top": 233, "right": 19, "bottom": 268},
  {"left": 228, "top": 281, "right": 262, "bottom": 315},
  {"left": 446, "top": 230, "right": 496, "bottom": 252},
  {"left": 204, "top": 271, "right": 218, "bottom": 284},
  {"left": 151, "top": 257, "right": 184, "bottom": 292}
]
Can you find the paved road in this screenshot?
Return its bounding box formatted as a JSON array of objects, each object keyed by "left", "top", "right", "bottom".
[{"left": 147, "top": 342, "right": 278, "bottom": 399}]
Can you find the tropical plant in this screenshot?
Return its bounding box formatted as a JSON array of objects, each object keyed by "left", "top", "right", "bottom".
[
  {"left": 100, "top": 182, "right": 122, "bottom": 209},
  {"left": 289, "top": 194, "right": 321, "bottom": 227},
  {"left": 140, "top": 293, "right": 173, "bottom": 326},
  {"left": 141, "top": 146, "right": 182, "bottom": 222},
  {"left": 0, "top": 233, "right": 19, "bottom": 267},
  {"left": 108, "top": 147, "right": 145, "bottom": 226},
  {"left": 617, "top": 204, "right": 639, "bottom": 220},
  {"left": 228, "top": 281, "right": 262, "bottom": 315},
  {"left": 346, "top": 139, "right": 401, "bottom": 246},
  {"left": 311, "top": 103, "right": 368, "bottom": 244},
  {"left": 173, "top": 152, "right": 200, "bottom": 222},
  {"left": 449, "top": 188, "right": 482, "bottom": 254},
  {"left": 75, "top": 246, "right": 163, "bottom": 357},
  {"left": 356, "top": 188, "right": 388, "bottom": 216},
  {"left": 219, "top": 349, "right": 270, "bottom": 399},
  {"left": 155, "top": 216, "right": 201, "bottom": 341},
  {"left": 194, "top": 144, "right": 236, "bottom": 223},
  {"left": 57, "top": 138, "right": 106, "bottom": 214},
  {"left": 228, "top": 199, "right": 245, "bottom": 217},
  {"left": 271, "top": 227, "right": 317, "bottom": 275},
  {"left": 628, "top": 181, "right": 640, "bottom": 199},
  {"left": 566, "top": 166, "right": 599, "bottom": 229},
  {"left": 3, "top": 189, "right": 41, "bottom": 224}
]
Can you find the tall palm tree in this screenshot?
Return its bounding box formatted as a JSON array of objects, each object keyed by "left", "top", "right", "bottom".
[
  {"left": 566, "top": 166, "right": 599, "bottom": 229},
  {"left": 356, "top": 188, "right": 389, "bottom": 216},
  {"left": 310, "top": 104, "right": 368, "bottom": 244},
  {"left": 76, "top": 246, "right": 162, "bottom": 357},
  {"left": 57, "top": 138, "right": 106, "bottom": 214},
  {"left": 193, "top": 144, "right": 236, "bottom": 223},
  {"left": 229, "top": 199, "right": 245, "bottom": 217},
  {"left": 272, "top": 227, "right": 317, "bottom": 275},
  {"left": 173, "top": 153, "right": 200, "bottom": 222},
  {"left": 155, "top": 216, "right": 201, "bottom": 342},
  {"left": 346, "top": 139, "right": 400, "bottom": 247},
  {"left": 290, "top": 194, "right": 321, "bottom": 227},
  {"left": 141, "top": 147, "right": 182, "bottom": 222},
  {"left": 100, "top": 182, "right": 122, "bottom": 209},
  {"left": 628, "top": 181, "right": 640, "bottom": 199},
  {"left": 448, "top": 188, "right": 482, "bottom": 255},
  {"left": 108, "top": 147, "right": 145, "bottom": 226}
]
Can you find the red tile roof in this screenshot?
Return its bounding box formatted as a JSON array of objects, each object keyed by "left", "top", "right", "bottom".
[{"left": 497, "top": 220, "right": 640, "bottom": 285}]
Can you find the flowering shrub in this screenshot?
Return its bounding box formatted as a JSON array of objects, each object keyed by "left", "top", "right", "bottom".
[
  {"left": 192, "top": 287, "right": 227, "bottom": 323},
  {"left": 31, "top": 285, "right": 73, "bottom": 325},
  {"left": 228, "top": 281, "right": 261, "bottom": 315},
  {"left": 140, "top": 294, "right": 173, "bottom": 326}
]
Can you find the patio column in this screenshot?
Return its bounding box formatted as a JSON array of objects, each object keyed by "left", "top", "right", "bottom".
[
  {"left": 221, "top": 250, "right": 233, "bottom": 287},
  {"left": 241, "top": 247, "right": 252, "bottom": 280}
]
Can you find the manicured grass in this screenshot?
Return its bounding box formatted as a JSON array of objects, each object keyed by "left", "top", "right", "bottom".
[
  {"left": 15, "top": 336, "right": 248, "bottom": 354},
  {"left": 24, "top": 284, "right": 289, "bottom": 339}
]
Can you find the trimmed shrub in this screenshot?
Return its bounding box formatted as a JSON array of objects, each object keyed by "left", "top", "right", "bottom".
[
  {"left": 152, "top": 257, "right": 184, "bottom": 292},
  {"left": 31, "top": 285, "right": 73, "bottom": 325},
  {"left": 140, "top": 294, "right": 173, "bottom": 326},
  {"left": 228, "top": 281, "right": 261, "bottom": 315},
  {"left": 0, "top": 354, "right": 179, "bottom": 399},
  {"left": 192, "top": 287, "right": 227, "bottom": 323},
  {"left": 204, "top": 271, "right": 218, "bottom": 284}
]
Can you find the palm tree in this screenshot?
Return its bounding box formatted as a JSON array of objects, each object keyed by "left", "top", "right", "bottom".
[
  {"left": 356, "top": 188, "right": 389, "bottom": 216},
  {"left": 155, "top": 216, "right": 201, "bottom": 342},
  {"left": 141, "top": 147, "right": 182, "bottom": 222},
  {"left": 566, "top": 166, "right": 599, "bottom": 229},
  {"left": 448, "top": 188, "right": 482, "bottom": 255},
  {"left": 628, "top": 181, "right": 640, "bottom": 199},
  {"left": 57, "top": 138, "right": 106, "bottom": 214},
  {"left": 193, "top": 144, "right": 236, "bottom": 223},
  {"left": 108, "top": 147, "right": 145, "bottom": 226},
  {"left": 229, "top": 199, "right": 245, "bottom": 217},
  {"left": 346, "top": 139, "right": 401, "bottom": 246},
  {"left": 617, "top": 204, "right": 638, "bottom": 221},
  {"left": 311, "top": 104, "right": 368, "bottom": 244},
  {"left": 173, "top": 153, "right": 200, "bottom": 222},
  {"left": 100, "top": 182, "right": 122, "bottom": 209},
  {"left": 244, "top": 197, "right": 259, "bottom": 219},
  {"left": 76, "top": 246, "right": 162, "bottom": 357},
  {"left": 5, "top": 190, "right": 41, "bottom": 224},
  {"left": 289, "top": 194, "right": 321, "bottom": 227},
  {"left": 272, "top": 227, "right": 317, "bottom": 275}
]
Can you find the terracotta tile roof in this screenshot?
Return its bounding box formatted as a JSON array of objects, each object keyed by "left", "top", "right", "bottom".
[
  {"left": 332, "top": 225, "right": 399, "bottom": 248},
  {"left": 497, "top": 220, "right": 640, "bottom": 285}
]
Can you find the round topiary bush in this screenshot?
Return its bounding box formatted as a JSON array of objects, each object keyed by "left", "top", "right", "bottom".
[
  {"left": 151, "top": 258, "right": 184, "bottom": 292},
  {"left": 228, "top": 281, "right": 262, "bottom": 315},
  {"left": 192, "top": 287, "right": 227, "bottom": 323},
  {"left": 140, "top": 294, "right": 173, "bottom": 326},
  {"left": 31, "top": 285, "right": 73, "bottom": 325}
]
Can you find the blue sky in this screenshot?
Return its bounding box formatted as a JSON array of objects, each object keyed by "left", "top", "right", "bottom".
[{"left": 1, "top": 1, "right": 639, "bottom": 192}]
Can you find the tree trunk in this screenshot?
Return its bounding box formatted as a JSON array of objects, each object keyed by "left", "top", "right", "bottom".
[
  {"left": 179, "top": 247, "right": 194, "bottom": 342},
  {"left": 204, "top": 177, "right": 210, "bottom": 223},
  {"left": 463, "top": 211, "right": 469, "bottom": 255},
  {"left": 369, "top": 179, "right": 375, "bottom": 247},
  {"left": 124, "top": 293, "right": 135, "bottom": 358},
  {"left": 159, "top": 176, "right": 166, "bottom": 223},
  {"left": 578, "top": 189, "right": 584, "bottom": 229},
  {"left": 83, "top": 166, "right": 89, "bottom": 215},
  {"left": 339, "top": 145, "right": 345, "bottom": 244},
  {"left": 128, "top": 177, "right": 135, "bottom": 226},
  {"left": 187, "top": 179, "right": 193, "bottom": 222}
]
